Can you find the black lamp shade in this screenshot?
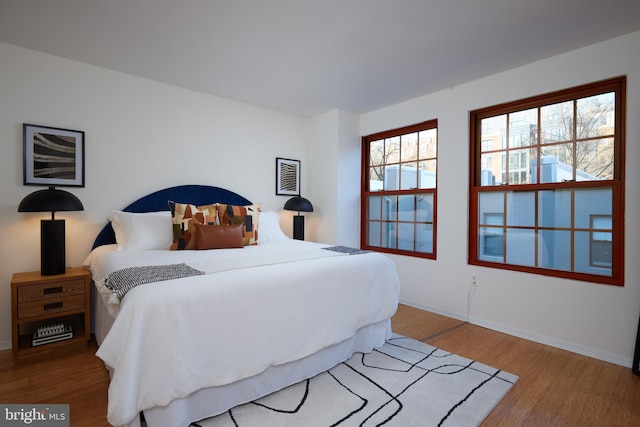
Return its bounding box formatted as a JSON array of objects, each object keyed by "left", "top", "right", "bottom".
[
  {"left": 18, "top": 187, "right": 83, "bottom": 275},
  {"left": 18, "top": 186, "right": 84, "bottom": 216},
  {"left": 283, "top": 196, "right": 313, "bottom": 213},
  {"left": 283, "top": 196, "right": 313, "bottom": 240}
]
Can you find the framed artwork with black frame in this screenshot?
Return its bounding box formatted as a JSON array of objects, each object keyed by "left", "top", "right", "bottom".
[
  {"left": 276, "top": 157, "right": 300, "bottom": 196},
  {"left": 23, "top": 123, "right": 85, "bottom": 187}
]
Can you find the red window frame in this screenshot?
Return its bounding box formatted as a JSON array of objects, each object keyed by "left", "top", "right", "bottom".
[{"left": 468, "top": 76, "right": 625, "bottom": 286}]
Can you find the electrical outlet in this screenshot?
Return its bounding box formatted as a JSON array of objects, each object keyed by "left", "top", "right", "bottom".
[{"left": 472, "top": 275, "right": 479, "bottom": 287}]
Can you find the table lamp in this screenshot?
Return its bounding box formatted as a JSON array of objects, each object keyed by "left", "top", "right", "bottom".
[
  {"left": 283, "top": 196, "right": 313, "bottom": 240},
  {"left": 18, "top": 186, "right": 84, "bottom": 275}
]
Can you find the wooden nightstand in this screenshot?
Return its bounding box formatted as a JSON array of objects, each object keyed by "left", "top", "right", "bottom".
[{"left": 11, "top": 267, "right": 91, "bottom": 356}]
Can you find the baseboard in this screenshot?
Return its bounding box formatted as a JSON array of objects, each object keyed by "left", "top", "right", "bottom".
[
  {"left": 0, "top": 339, "right": 11, "bottom": 352},
  {"left": 398, "top": 298, "right": 632, "bottom": 368}
]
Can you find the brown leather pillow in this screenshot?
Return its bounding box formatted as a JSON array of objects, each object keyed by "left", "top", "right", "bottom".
[{"left": 194, "top": 223, "right": 244, "bottom": 250}]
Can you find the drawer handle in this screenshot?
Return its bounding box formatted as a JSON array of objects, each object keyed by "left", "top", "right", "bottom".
[
  {"left": 43, "top": 286, "right": 63, "bottom": 295},
  {"left": 44, "top": 302, "right": 63, "bottom": 311}
]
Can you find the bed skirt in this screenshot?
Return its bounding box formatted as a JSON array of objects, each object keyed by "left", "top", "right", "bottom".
[{"left": 135, "top": 319, "right": 392, "bottom": 427}]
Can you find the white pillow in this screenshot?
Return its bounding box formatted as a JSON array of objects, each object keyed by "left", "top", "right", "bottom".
[
  {"left": 258, "top": 211, "right": 288, "bottom": 243},
  {"left": 108, "top": 210, "right": 173, "bottom": 252}
]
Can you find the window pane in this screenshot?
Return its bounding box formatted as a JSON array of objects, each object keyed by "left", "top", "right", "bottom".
[
  {"left": 505, "top": 229, "right": 536, "bottom": 267},
  {"left": 416, "top": 223, "right": 433, "bottom": 253},
  {"left": 368, "top": 195, "right": 382, "bottom": 221},
  {"left": 418, "top": 160, "right": 437, "bottom": 189},
  {"left": 419, "top": 129, "right": 437, "bottom": 159},
  {"left": 479, "top": 192, "right": 504, "bottom": 222},
  {"left": 401, "top": 132, "right": 418, "bottom": 162},
  {"left": 509, "top": 108, "right": 538, "bottom": 148},
  {"left": 481, "top": 115, "right": 507, "bottom": 149},
  {"left": 538, "top": 190, "right": 571, "bottom": 228},
  {"left": 384, "top": 165, "right": 399, "bottom": 190},
  {"left": 538, "top": 229, "right": 571, "bottom": 271},
  {"left": 367, "top": 221, "right": 381, "bottom": 247},
  {"left": 539, "top": 144, "right": 574, "bottom": 183},
  {"left": 574, "top": 188, "right": 612, "bottom": 228},
  {"left": 386, "top": 223, "right": 397, "bottom": 249},
  {"left": 400, "top": 162, "right": 418, "bottom": 190},
  {"left": 386, "top": 136, "right": 400, "bottom": 163},
  {"left": 383, "top": 195, "right": 397, "bottom": 221},
  {"left": 370, "top": 139, "right": 384, "bottom": 166},
  {"left": 506, "top": 191, "right": 535, "bottom": 227},
  {"left": 369, "top": 166, "right": 384, "bottom": 191},
  {"left": 480, "top": 153, "right": 500, "bottom": 185},
  {"left": 398, "top": 195, "right": 415, "bottom": 222},
  {"left": 398, "top": 223, "right": 414, "bottom": 251},
  {"left": 541, "top": 101, "right": 573, "bottom": 144},
  {"left": 577, "top": 92, "right": 615, "bottom": 139},
  {"left": 417, "top": 193, "right": 434, "bottom": 222},
  {"left": 576, "top": 138, "right": 614, "bottom": 180},
  {"left": 507, "top": 148, "right": 534, "bottom": 184}
]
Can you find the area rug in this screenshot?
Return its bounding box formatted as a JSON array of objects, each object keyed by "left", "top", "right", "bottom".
[{"left": 192, "top": 334, "right": 518, "bottom": 426}]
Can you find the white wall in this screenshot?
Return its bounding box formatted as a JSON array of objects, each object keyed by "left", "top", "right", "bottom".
[
  {"left": 0, "top": 42, "right": 309, "bottom": 349},
  {"left": 307, "top": 109, "right": 360, "bottom": 246},
  {"left": 360, "top": 31, "right": 640, "bottom": 367}
]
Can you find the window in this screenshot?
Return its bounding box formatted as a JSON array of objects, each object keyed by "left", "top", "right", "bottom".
[
  {"left": 469, "top": 77, "right": 625, "bottom": 285},
  {"left": 362, "top": 120, "right": 437, "bottom": 258}
]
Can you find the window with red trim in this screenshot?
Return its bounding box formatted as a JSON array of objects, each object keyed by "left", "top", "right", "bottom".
[
  {"left": 361, "top": 120, "right": 437, "bottom": 259},
  {"left": 469, "top": 76, "right": 625, "bottom": 285}
]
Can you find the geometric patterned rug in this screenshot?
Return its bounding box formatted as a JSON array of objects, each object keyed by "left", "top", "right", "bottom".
[{"left": 193, "top": 334, "right": 518, "bottom": 426}]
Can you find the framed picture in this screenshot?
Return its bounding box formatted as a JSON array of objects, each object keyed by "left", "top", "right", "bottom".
[
  {"left": 276, "top": 157, "right": 300, "bottom": 196},
  {"left": 23, "top": 123, "right": 85, "bottom": 187}
]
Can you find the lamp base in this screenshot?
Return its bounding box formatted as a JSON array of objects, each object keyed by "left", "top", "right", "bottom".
[
  {"left": 41, "top": 219, "right": 65, "bottom": 276},
  {"left": 292, "top": 215, "right": 305, "bottom": 241}
]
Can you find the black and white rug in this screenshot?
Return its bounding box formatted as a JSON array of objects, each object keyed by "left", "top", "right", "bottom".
[{"left": 193, "top": 334, "right": 518, "bottom": 426}]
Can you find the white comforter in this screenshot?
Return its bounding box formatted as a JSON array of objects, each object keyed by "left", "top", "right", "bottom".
[{"left": 86, "top": 240, "right": 400, "bottom": 427}]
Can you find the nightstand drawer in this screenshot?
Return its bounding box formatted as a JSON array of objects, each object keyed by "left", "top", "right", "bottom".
[
  {"left": 18, "top": 294, "right": 86, "bottom": 319},
  {"left": 17, "top": 279, "right": 85, "bottom": 303}
]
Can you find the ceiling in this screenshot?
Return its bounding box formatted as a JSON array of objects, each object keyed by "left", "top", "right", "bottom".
[{"left": 1, "top": 0, "right": 639, "bottom": 117}]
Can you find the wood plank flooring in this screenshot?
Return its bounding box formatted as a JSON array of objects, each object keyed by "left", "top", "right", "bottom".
[
  {"left": 392, "top": 304, "right": 640, "bottom": 426},
  {"left": 0, "top": 304, "right": 638, "bottom": 426}
]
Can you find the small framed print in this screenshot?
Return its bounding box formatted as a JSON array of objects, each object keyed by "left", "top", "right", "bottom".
[
  {"left": 276, "top": 157, "right": 300, "bottom": 196},
  {"left": 23, "top": 123, "right": 85, "bottom": 187}
]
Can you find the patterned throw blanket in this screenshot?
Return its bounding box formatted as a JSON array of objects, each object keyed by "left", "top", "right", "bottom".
[
  {"left": 104, "top": 263, "right": 205, "bottom": 300},
  {"left": 322, "top": 245, "right": 369, "bottom": 255}
]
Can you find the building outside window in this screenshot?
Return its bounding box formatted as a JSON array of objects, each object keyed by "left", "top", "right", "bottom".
[
  {"left": 362, "top": 120, "right": 437, "bottom": 259},
  {"left": 469, "top": 77, "right": 625, "bottom": 285}
]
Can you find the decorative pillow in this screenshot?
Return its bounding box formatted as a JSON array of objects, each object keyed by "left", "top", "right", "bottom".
[
  {"left": 195, "top": 223, "right": 244, "bottom": 250},
  {"left": 258, "top": 211, "right": 288, "bottom": 243},
  {"left": 216, "top": 203, "right": 261, "bottom": 245},
  {"left": 168, "top": 201, "right": 218, "bottom": 250},
  {"left": 108, "top": 210, "right": 173, "bottom": 252}
]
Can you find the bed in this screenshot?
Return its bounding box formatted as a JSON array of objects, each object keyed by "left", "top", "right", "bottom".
[{"left": 85, "top": 185, "right": 401, "bottom": 427}]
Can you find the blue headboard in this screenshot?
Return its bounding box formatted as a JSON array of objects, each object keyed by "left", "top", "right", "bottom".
[{"left": 91, "top": 185, "right": 252, "bottom": 250}]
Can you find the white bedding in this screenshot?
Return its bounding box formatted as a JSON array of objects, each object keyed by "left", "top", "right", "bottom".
[{"left": 86, "top": 239, "right": 400, "bottom": 427}]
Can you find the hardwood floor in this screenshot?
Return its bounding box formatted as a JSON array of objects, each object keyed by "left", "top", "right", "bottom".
[
  {"left": 392, "top": 304, "right": 640, "bottom": 426},
  {"left": 0, "top": 304, "right": 638, "bottom": 426}
]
